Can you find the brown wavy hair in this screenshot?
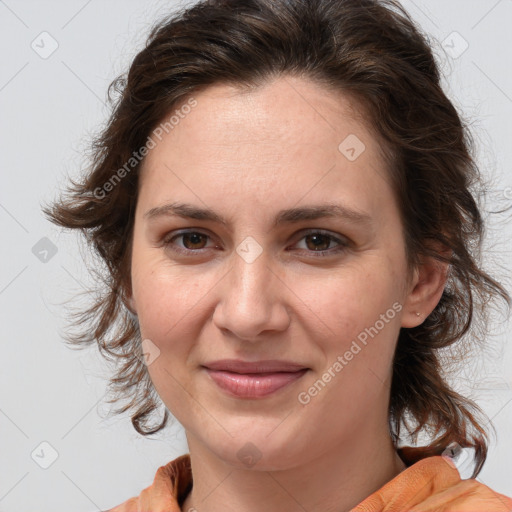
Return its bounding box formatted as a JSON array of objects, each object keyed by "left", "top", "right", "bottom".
[{"left": 44, "top": 0, "right": 510, "bottom": 478}]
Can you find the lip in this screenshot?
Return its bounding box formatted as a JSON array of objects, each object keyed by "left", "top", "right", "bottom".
[
  {"left": 202, "top": 359, "right": 309, "bottom": 399},
  {"left": 203, "top": 359, "right": 308, "bottom": 373},
  {"left": 204, "top": 368, "right": 309, "bottom": 398}
]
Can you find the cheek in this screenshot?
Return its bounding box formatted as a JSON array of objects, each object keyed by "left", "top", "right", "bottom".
[
  {"left": 132, "top": 267, "right": 207, "bottom": 414},
  {"left": 294, "top": 262, "right": 401, "bottom": 340},
  {"left": 296, "top": 269, "right": 402, "bottom": 410},
  {"left": 297, "top": 264, "right": 403, "bottom": 400},
  {"left": 130, "top": 233, "right": 208, "bottom": 329},
  {"left": 134, "top": 270, "right": 206, "bottom": 340}
]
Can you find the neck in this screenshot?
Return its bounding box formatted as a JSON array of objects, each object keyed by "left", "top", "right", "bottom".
[{"left": 181, "top": 428, "right": 406, "bottom": 512}]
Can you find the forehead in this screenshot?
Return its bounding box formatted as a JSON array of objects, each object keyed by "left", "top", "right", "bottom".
[
  {"left": 152, "top": 77, "right": 374, "bottom": 156},
  {"left": 138, "top": 76, "right": 393, "bottom": 220}
]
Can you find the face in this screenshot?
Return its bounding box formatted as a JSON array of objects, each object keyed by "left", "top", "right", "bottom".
[{"left": 129, "top": 75, "right": 415, "bottom": 470}]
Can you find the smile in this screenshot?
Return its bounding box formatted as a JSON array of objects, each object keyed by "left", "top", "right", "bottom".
[{"left": 203, "top": 368, "right": 309, "bottom": 399}]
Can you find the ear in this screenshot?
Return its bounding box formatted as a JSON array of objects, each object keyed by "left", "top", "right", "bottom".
[
  {"left": 401, "top": 249, "right": 451, "bottom": 328},
  {"left": 122, "top": 283, "right": 138, "bottom": 316},
  {"left": 126, "top": 295, "right": 138, "bottom": 316}
]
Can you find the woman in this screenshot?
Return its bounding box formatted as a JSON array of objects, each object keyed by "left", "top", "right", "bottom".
[{"left": 45, "top": 0, "right": 512, "bottom": 510}]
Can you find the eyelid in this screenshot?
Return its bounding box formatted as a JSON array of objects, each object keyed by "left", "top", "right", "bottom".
[
  {"left": 162, "top": 228, "right": 351, "bottom": 257},
  {"left": 290, "top": 229, "right": 350, "bottom": 256},
  {"left": 162, "top": 229, "right": 217, "bottom": 250}
]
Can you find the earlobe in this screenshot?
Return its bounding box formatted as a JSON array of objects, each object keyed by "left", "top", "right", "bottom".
[
  {"left": 401, "top": 254, "right": 450, "bottom": 328},
  {"left": 127, "top": 297, "right": 137, "bottom": 315},
  {"left": 124, "top": 290, "right": 138, "bottom": 317}
]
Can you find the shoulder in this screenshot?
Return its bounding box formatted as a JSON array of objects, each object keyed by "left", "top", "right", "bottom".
[
  {"left": 105, "top": 453, "right": 192, "bottom": 512},
  {"left": 352, "top": 455, "right": 512, "bottom": 511},
  {"left": 412, "top": 477, "right": 512, "bottom": 511}
]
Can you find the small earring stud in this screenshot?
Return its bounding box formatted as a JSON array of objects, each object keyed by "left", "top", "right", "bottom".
[{"left": 415, "top": 312, "right": 421, "bottom": 317}]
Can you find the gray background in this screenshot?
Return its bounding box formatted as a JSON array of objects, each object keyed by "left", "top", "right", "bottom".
[{"left": 0, "top": 0, "right": 511, "bottom": 510}]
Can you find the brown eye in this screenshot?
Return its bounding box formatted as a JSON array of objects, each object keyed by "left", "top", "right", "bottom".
[
  {"left": 292, "top": 230, "right": 349, "bottom": 258},
  {"left": 181, "top": 232, "right": 208, "bottom": 250},
  {"left": 304, "top": 233, "right": 333, "bottom": 251},
  {"left": 163, "top": 230, "right": 215, "bottom": 255}
]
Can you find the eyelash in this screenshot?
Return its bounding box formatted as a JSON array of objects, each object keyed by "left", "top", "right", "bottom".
[{"left": 162, "top": 229, "right": 350, "bottom": 258}]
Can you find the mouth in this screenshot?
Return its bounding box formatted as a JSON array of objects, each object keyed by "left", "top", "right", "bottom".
[
  {"left": 202, "top": 359, "right": 309, "bottom": 399},
  {"left": 203, "top": 359, "right": 308, "bottom": 373}
]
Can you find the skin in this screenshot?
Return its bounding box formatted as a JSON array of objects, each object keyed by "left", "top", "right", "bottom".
[{"left": 127, "top": 75, "right": 448, "bottom": 512}]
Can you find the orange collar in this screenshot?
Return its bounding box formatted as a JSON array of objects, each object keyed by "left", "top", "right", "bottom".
[{"left": 108, "top": 451, "right": 512, "bottom": 512}]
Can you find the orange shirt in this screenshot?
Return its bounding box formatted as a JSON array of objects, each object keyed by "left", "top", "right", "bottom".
[{"left": 107, "top": 450, "right": 512, "bottom": 511}]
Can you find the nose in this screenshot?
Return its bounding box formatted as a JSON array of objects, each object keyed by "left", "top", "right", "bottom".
[{"left": 212, "top": 245, "right": 291, "bottom": 341}]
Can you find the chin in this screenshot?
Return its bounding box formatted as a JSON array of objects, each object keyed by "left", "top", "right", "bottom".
[{"left": 204, "top": 429, "right": 309, "bottom": 471}]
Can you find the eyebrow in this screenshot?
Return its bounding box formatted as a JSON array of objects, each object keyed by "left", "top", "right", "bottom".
[{"left": 144, "top": 201, "right": 373, "bottom": 229}]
